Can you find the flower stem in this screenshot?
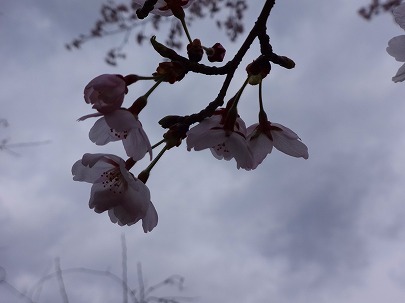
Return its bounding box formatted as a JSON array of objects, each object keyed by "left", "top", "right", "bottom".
[
  {"left": 143, "top": 78, "right": 164, "bottom": 99},
  {"left": 142, "top": 145, "right": 168, "bottom": 175},
  {"left": 180, "top": 17, "right": 193, "bottom": 44},
  {"left": 151, "top": 139, "right": 165, "bottom": 149},
  {"left": 229, "top": 77, "right": 249, "bottom": 111},
  {"left": 258, "top": 80, "right": 268, "bottom": 123},
  {"left": 137, "top": 76, "right": 158, "bottom": 80}
]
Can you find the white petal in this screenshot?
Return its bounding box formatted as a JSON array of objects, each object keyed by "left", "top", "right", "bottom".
[
  {"left": 89, "top": 117, "right": 123, "bottom": 145},
  {"left": 81, "top": 153, "right": 122, "bottom": 167},
  {"left": 225, "top": 133, "right": 254, "bottom": 170},
  {"left": 394, "top": 3, "right": 405, "bottom": 30},
  {"left": 189, "top": 128, "right": 227, "bottom": 151},
  {"left": 271, "top": 123, "right": 299, "bottom": 139},
  {"left": 72, "top": 153, "right": 120, "bottom": 183},
  {"left": 387, "top": 35, "right": 405, "bottom": 62},
  {"left": 272, "top": 129, "right": 309, "bottom": 159},
  {"left": 393, "top": 63, "right": 405, "bottom": 82},
  {"left": 77, "top": 112, "right": 103, "bottom": 121},
  {"left": 104, "top": 110, "right": 140, "bottom": 132},
  {"left": 186, "top": 115, "right": 222, "bottom": 150},
  {"left": 107, "top": 182, "right": 150, "bottom": 226},
  {"left": 89, "top": 183, "right": 121, "bottom": 213},
  {"left": 122, "top": 127, "right": 152, "bottom": 161},
  {"left": 108, "top": 206, "right": 142, "bottom": 226},
  {"left": 142, "top": 202, "right": 158, "bottom": 233},
  {"left": 248, "top": 133, "right": 273, "bottom": 169}
]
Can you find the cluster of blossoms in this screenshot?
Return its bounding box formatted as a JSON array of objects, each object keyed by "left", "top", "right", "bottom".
[
  {"left": 72, "top": 0, "right": 308, "bottom": 232},
  {"left": 387, "top": 3, "right": 405, "bottom": 82}
]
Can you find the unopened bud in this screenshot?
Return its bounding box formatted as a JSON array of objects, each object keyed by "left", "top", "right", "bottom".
[
  {"left": 206, "top": 43, "right": 226, "bottom": 62},
  {"left": 278, "top": 56, "right": 295, "bottom": 69},
  {"left": 187, "top": 39, "right": 204, "bottom": 62},
  {"left": 159, "top": 115, "right": 182, "bottom": 128},
  {"left": 246, "top": 57, "right": 271, "bottom": 85}
]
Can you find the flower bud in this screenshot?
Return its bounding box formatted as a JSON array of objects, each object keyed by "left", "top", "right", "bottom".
[
  {"left": 206, "top": 43, "right": 226, "bottom": 62},
  {"left": 187, "top": 39, "right": 204, "bottom": 62},
  {"left": 246, "top": 57, "right": 271, "bottom": 85},
  {"left": 159, "top": 115, "right": 182, "bottom": 128},
  {"left": 278, "top": 56, "right": 295, "bottom": 69}
]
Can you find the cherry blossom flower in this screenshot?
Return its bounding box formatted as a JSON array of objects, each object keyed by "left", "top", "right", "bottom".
[
  {"left": 186, "top": 112, "right": 254, "bottom": 170},
  {"left": 387, "top": 3, "right": 405, "bottom": 82},
  {"left": 72, "top": 153, "right": 158, "bottom": 232},
  {"left": 133, "top": 0, "right": 195, "bottom": 16},
  {"left": 247, "top": 121, "right": 308, "bottom": 169},
  {"left": 82, "top": 109, "right": 152, "bottom": 161},
  {"left": 84, "top": 74, "right": 127, "bottom": 113}
]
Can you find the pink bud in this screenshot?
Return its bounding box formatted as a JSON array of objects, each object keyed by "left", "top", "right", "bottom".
[{"left": 207, "top": 43, "right": 226, "bottom": 62}]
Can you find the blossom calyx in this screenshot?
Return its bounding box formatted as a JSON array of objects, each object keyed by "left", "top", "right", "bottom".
[
  {"left": 123, "top": 74, "right": 140, "bottom": 86},
  {"left": 128, "top": 96, "right": 148, "bottom": 115},
  {"left": 163, "top": 123, "right": 188, "bottom": 149},
  {"left": 246, "top": 57, "right": 271, "bottom": 85},
  {"left": 84, "top": 74, "right": 127, "bottom": 114},
  {"left": 153, "top": 61, "right": 186, "bottom": 84}
]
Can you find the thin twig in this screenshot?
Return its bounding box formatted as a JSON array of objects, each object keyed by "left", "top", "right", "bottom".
[
  {"left": 55, "top": 258, "right": 69, "bottom": 303},
  {"left": 122, "top": 233, "right": 128, "bottom": 303}
]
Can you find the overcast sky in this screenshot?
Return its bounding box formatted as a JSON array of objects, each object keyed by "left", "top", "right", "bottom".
[{"left": 2, "top": 0, "right": 405, "bottom": 302}]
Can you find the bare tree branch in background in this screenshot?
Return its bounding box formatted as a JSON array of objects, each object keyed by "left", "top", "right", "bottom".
[
  {"left": 358, "top": 0, "right": 402, "bottom": 20},
  {"left": 0, "top": 119, "right": 51, "bottom": 157},
  {"left": 0, "top": 234, "right": 192, "bottom": 303},
  {"left": 66, "top": 0, "right": 247, "bottom": 66}
]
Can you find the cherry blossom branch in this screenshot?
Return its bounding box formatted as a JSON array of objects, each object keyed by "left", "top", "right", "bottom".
[{"left": 161, "top": 0, "right": 279, "bottom": 128}]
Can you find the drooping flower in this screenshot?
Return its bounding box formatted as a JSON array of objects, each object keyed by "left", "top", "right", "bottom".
[
  {"left": 72, "top": 153, "right": 158, "bottom": 232},
  {"left": 247, "top": 121, "right": 308, "bottom": 169},
  {"left": 386, "top": 3, "right": 405, "bottom": 82},
  {"left": 133, "top": 0, "right": 195, "bottom": 16},
  {"left": 82, "top": 109, "right": 152, "bottom": 161},
  {"left": 84, "top": 74, "right": 127, "bottom": 113},
  {"left": 186, "top": 110, "right": 254, "bottom": 170}
]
